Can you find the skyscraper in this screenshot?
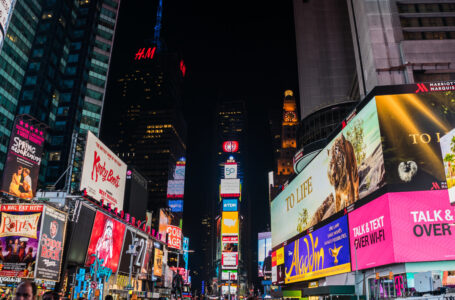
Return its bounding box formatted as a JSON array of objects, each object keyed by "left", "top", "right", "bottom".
[
  {"left": 0, "top": 0, "right": 41, "bottom": 173},
  {"left": 105, "top": 48, "right": 187, "bottom": 210},
  {"left": 2, "top": 0, "right": 121, "bottom": 189}
]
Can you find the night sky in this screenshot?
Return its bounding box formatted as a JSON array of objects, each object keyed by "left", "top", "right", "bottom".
[{"left": 104, "top": 0, "right": 298, "bottom": 288}]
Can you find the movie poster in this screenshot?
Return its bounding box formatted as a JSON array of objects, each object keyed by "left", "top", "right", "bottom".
[
  {"left": 0, "top": 204, "right": 43, "bottom": 278},
  {"left": 35, "top": 206, "right": 67, "bottom": 281},
  {"left": 1, "top": 117, "right": 46, "bottom": 200},
  {"left": 375, "top": 92, "right": 455, "bottom": 191},
  {"left": 85, "top": 211, "right": 126, "bottom": 273}
]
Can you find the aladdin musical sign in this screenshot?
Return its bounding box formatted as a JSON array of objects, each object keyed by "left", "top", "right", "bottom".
[
  {"left": 80, "top": 131, "right": 127, "bottom": 210},
  {"left": 284, "top": 215, "right": 351, "bottom": 283}
]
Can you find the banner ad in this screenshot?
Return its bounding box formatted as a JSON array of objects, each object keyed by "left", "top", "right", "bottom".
[
  {"left": 1, "top": 117, "right": 46, "bottom": 200},
  {"left": 224, "top": 163, "right": 238, "bottom": 179},
  {"left": 85, "top": 211, "right": 126, "bottom": 273},
  {"left": 375, "top": 92, "right": 455, "bottom": 191},
  {"left": 35, "top": 206, "right": 67, "bottom": 281},
  {"left": 222, "top": 212, "right": 239, "bottom": 235},
  {"left": 222, "top": 236, "right": 238, "bottom": 252},
  {"left": 0, "top": 204, "right": 43, "bottom": 278},
  {"left": 139, "top": 239, "right": 153, "bottom": 279},
  {"left": 159, "top": 209, "right": 171, "bottom": 243},
  {"left": 284, "top": 215, "right": 351, "bottom": 283},
  {"left": 153, "top": 248, "right": 163, "bottom": 277},
  {"left": 166, "top": 225, "right": 182, "bottom": 249},
  {"left": 440, "top": 128, "right": 455, "bottom": 204},
  {"left": 222, "top": 252, "right": 238, "bottom": 269},
  {"left": 348, "top": 190, "right": 455, "bottom": 270},
  {"left": 222, "top": 270, "right": 237, "bottom": 281},
  {"left": 119, "top": 229, "right": 148, "bottom": 274},
  {"left": 220, "top": 179, "right": 241, "bottom": 197},
  {"left": 222, "top": 199, "right": 238, "bottom": 211},
  {"left": 272, "top": 100, "right": 384, "bottom": 247},
  {"left": 258, "top": 232, "right": 272, "bottom": 278},
  {"left": 80, "top": 131, "right": 127, "bottom": 210}
]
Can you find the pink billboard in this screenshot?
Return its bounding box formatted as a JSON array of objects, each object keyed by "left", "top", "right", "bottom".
[
  {"left": 349, "top": 194, "right": 394, "bottom": 270},
  {"left": 349, "top": 190, "right": 455, "bottom": 270}
]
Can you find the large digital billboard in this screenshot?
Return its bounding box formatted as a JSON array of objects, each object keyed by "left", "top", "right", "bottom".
[
  {"left": 0, "top": 204, "right": 43, "bottom": 278},
  {"left": 1, "top": 117, "right": 46, "bottom": 200},
  {"left": 85, "top": 211, "right": 126, "bottom": 273},
  {"left": 349, "top": 190, "right": 455, "bottom": 270},
  {"left": 272, "top": 100, "right": 384, "bottom": 247},
  {"left": 35, "top": 206, "right": 67, "bottom": 281},
  {"left": 220, "top": 179, "right": 241, "bottom": 197},
  {"left": 119, "top": 229, "right": 148, "bottom": 274},
  {"left": 222, "top": 199, "right": 238, "bottom": 211},
  {"left": 258, "top": 232, "right": 271, "bottom": 278},
  {"left": 222, "top": 212, "right": 239, "bottom": 235},
  {"left": 224, "top": 162, "right": 238, "bottom": 179},
  {"left": 80, "top": 131, "right": 127, "bottom": 210},
  {"left": 222, "top": 252, "right": 238, "bottom": 269},
  {"left": 284, "top": 215, "right": 351, "bottom": 283},
  {"left": 440, "top": 129, "right": 455, "bottom": 204},
  {"left": 0, "top": 0, "right": 15, "bottom": 50}
]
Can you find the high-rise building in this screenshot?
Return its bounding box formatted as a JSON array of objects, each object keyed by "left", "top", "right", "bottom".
[
  {"left": 104, "top": 48, "right": 187, "bottom": 210},
  {"left": 348, "top": 1, "right": 455, "bottom": 96},
  {"left": 1, "top": 0, "right": 121, "bottom": 189},
  {"left": 293, "top": 0, "right": 359, "bottom": 149},
  {"left": 0, "top": 0, "right": 41, "bottom": 172}
]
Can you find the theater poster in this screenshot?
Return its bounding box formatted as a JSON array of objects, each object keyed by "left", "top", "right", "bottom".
[
  {"left": 35, "top": 206, "right": 68, "bottom": 281},
  {"left": 1, "top": 117, "right": 46, "bottom": 200},
  {"left": 0, "top": 204, "right": 43, "bottom": 278},
  {"left": 85, "top": 211, "right": 126, "bottom": 273}
]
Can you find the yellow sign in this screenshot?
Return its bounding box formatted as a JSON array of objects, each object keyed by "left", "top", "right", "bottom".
[
  {"left": 153, "top": 249, "right": 163, "bottom": 277},
  {"left": 276, "top": 247, "right": 284, "bottom": 265},
  {"left": 221, "top": 212, "right": 238, "bottom": 235},
  {"left": 308, "top": 281, "right": 318, "bottom": 288}
]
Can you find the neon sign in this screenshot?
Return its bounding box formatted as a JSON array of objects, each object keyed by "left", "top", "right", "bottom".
[
  {"left": 223, "top": 141, "right": 239, "bottom": 153},
  {"left": 180, "top": 60, "right": 186, "bottom": 77},
  {"left": 134, "top": 47, "right": 156, "bottom": 60}
]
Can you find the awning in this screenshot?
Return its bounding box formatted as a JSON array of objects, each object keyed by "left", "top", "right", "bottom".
[{"left": 303, "top": 285, "right": 355, "bottom": 296}]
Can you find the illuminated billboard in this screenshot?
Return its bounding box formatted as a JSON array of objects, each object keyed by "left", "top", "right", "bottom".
[
  {"left": 0, "top": 204, "right": 43, "bottom": 278},
  {"left": 168, "top": 199, "right": 184, "bottom": 212},
  {"left": 222, "top": 270, "right": 237, "bottom": 281},
  {"left": 222, "top": 236, "right": 238, "bottom": 252},
  {"left": 167, "top": 225, "right": 182, "bottom": 249},
  {"left": 222, "top": 252, "right": 238, "bottom": 269},
  {"left": 222, "top": 199, "right": 238, "bottom": 211},
  {"left": 85, "top": 211, "right": 126, "bottom": 273},
  {"left": 284, "top": 215, "right": 351, "bottom": 283},
  {"left": 349, "top": 190, "right": 455, "bottom": 270},
  {"left": 0, "top": 0, "right": 15, "bottom": 50},
  {"left": 1, "top": 117, "right": 46, "bottom": 200},
  {"left": 159, "top": 209, "right": 171, "bottom": 243},
  {"left": 440, "top": 129, "right": 455, "bottom": 204},
  {"left": 119, "top": 230, "right": 148, "bottom": 274},
  {"left": 221, "top": 212, "right": 239, "bottom": 235},
  {"left": 220, "top": 179, "right": 241, "bottom": 197},
  {"left": 80, "top": 131, "right": 127, "bottom": 210},
  {"left": 167, "top": 180, "right": 185, "bottom": 198},
  {"left": 271, "top": 100, "right": 384, "bottom": 247},
  {"left": 258, "top": 232, "right": 271, "bottom": 278},
  {"left": 224, "top": 162, "right": 238, "bottom": 179},
  {"left": 223, "top": 141, "right": 239, "bottom": 153}
]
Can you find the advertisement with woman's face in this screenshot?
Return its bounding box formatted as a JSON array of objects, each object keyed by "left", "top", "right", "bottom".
[{"left": 85, "top": 211, "right": 126, "bottom": 273}]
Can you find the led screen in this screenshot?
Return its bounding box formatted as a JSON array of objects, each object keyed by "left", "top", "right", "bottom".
[
  {"left": 258, "top": 232, "right": 271, "bottom": 278},
  {"left": 85, "top": 211, "right": 126, "bottom": 273},
  {"left": 284, "top": 215, "right": 351, "bottom": 283},
  {"left": 221, "top": 212, "right": 239, "bottom": 235},
  {"left": 222, "top": 199, "right": 238, "bottom": 211},
  {"left": 272, "top": 100, "right": 384, "bottom": 247}
]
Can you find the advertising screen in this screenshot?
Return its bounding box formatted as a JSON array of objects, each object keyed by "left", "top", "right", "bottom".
[
  {"left": 284, "top": 215, "right": 351, "bottom": 283},
  {"left": 174, "top": 164, "right": 186, "bottom": 180},
  {"left": 85, "top": 211, "right": 126, "bottom": 273},
  {"left": 440, "top": 129, "right": 455, "bottom": 204},
  {"left": 35, "top": 206, "right": 67, "bottom": 281},
  {"left": 222, "top": 212, "right": 239, "bottom": 235},
  {"left": 220, "top": 179, "right": 241, "bottom": 197},
  {"left": 224, "top": 163, "right": 238, "bottom": 179},
  {"left": 258, "top": 232, "right": 272, "bottom": 278},
  {"left": 0, "top": 0, "right": 15, "bottom": 50},
  {"left": 348, "top": 190, "right": 455, "bottom": 270},
  {"left": 222, "top": 199, "right": 238, "bottom": 211},
  {"left": 272, "top": 100, "right": 384, "bottom": 247},
  {"left": 167, "top": 180, "right": 184, "bottom": 198},
  {"left": 159, "top": 209, "right": 171, "bottom": 243},
  {"left": 66, "top": 204, "right": 96, "bottom": 265},
  {"left": 222, "top": 270, "right": 237, "bottom": 281},
  {"left": 124, "top": 169, "right": 148, "bottom": 222},
  {"left": 1, "top": 117, "right": 46, "bottom": 200},
  {"left": 222, "top": 252, "right": 238, "bottom": 269},
  {"left": 80, "top": 131, "right": 127, "bottom": 210},
  {"left": 0, "top": 204, "right": 43, "bottom": 278},
  {"left": 223, "top": 141, "right": 239, "bottom": 153},
  {"left": 139, "top": 239, "right": 154, "bottom": 278},
  {"left": 375, "top": 92, "right": 455, "bottom": 192},
  {"left": 222, "top": 236, "right": 238, "bottom": 252},
  {"left": 119, "top": 229, "right": 148, "bottom": 274},
  {"left": 168, "top": 200, "right": 184, "bottom": 213},
  {"left": 166, "top": 225, "right": 182, "bottom": 249},
  {"left": 153, "top": 248, "right": 163, "bottom": 277}
]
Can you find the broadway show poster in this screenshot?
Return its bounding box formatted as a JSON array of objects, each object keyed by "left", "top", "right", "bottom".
[
  {"left": 118, "top": 229, "right": 148, "bottom": 274},
  {"left": 272, "top": 99, "right": 385, "bottom": 247},
  {"left": 85, "top": 211, "right": 126, "bottom": 273},
  {"left": 375, "top": 91, "right": 455, "bottom": 192},
  {"left": 284, "top": 215, "right": 351, "bottom": 284},
  {"left": 35, "top": 206, "right": 68, "bottom": 281},
  {"left": 1, "top": 117, "right": 45, "bottom": 200},
  {"left": 0, "top": 204, "right": 43, "bottom": 278}
]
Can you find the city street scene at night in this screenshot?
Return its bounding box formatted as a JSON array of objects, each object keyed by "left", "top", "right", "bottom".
[{"left": 1, "top": 1, "right": 455, "bottom": 300}]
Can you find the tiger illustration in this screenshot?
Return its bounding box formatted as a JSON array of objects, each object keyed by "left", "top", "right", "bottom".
[{"left": 327, "top": 134, "right": 360, "bottom": 212}]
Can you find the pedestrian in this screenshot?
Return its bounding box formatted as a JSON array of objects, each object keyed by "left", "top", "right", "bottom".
[
  {"left": 14, "top": 281, "right": 37, "bottom": 300},
  {"left": 42, "top": 291, "right": 59, "bottom": 300}
]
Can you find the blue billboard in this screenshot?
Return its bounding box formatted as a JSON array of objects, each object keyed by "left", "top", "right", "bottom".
[
  {"left": 284, "top": 215, "right": 351, "bottom": 283},
  {"left": 223, "top": 199, "right": 238, "bottom": 211},
  {"left": 168, "top": 199, "right": 184, "bottom": 212}
]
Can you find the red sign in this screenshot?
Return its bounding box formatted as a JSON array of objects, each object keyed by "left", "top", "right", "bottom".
[
  {"left": 222, "top": 236, "right": 238, "bottom": 243},
  {"left": 222, "top": 141, "right": 239, "bottom": 153},
  {"left": 134, "top": 47, "right": 156, "bottom": 60},
  {"left": 166, "top": 225, "right": 182, "bottom": 249},
  {"left": 180, "top": 60, "right": 186, "bottom": 77}
]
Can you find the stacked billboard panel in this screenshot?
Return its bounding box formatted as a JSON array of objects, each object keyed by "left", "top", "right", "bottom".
[{"left": 271, "top": 83, "right": 455, "bottom": 285}]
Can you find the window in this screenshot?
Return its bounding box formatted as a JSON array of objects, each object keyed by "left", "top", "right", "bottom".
[
  {"left": 57, "top": 107, "right": 69, "bottom": 116},
  {"left": 49, "top": 151, "right": 61, "bottom": 161},
  {"left": 29, "top": 62, "right": 40, "bottom": 71},
  {"left": 68, "top": 54, "right": 79, "bottom": 63},
  {"left": 51, "top": 136, "right": 64, "bottom": 145},
  {"left": 22, "top": 90, "right": 34, "bottom": 101},
  {"left": 25, "top": 76, "right": 37, "bottom": 85},
  {"left": 32, "top": 48, "right": 44, "bottom": 58}
]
